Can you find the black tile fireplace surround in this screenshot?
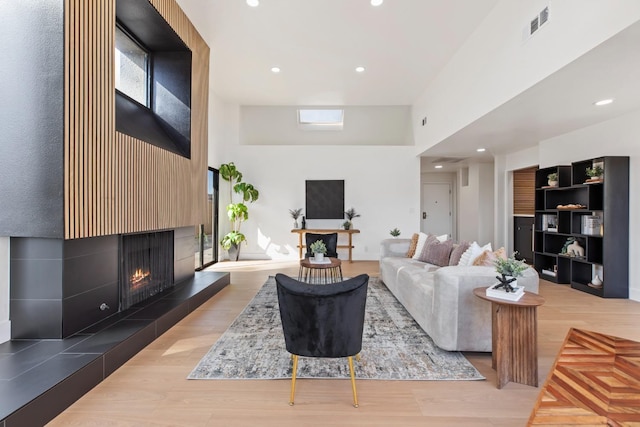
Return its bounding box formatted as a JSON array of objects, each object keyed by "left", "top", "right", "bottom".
[
  {"left": 0, "top": 270, "right": 230, "bottom": 426},
  {"left": 10, "top": 227, "right": 195, "bottom": 340}
]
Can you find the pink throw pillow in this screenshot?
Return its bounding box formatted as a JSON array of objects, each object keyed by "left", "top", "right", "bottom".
[{"left": 418, "top": 235, "right": 453, "bottom": 267}]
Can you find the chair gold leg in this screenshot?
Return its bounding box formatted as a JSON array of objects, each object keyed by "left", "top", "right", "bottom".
[
  {"left": 289, "top": 355, "right": 298, "bottom": 406},
  {"left": 348, "top": 356, "right": 359, "bottom": 408}
]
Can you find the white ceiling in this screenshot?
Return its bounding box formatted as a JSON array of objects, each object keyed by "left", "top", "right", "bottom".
[
  {"left": 177, "top": 0, "right": 640, "bottom": 167},
  {"left": 176, "top": 0, "right": 499, "bottom": 106}
]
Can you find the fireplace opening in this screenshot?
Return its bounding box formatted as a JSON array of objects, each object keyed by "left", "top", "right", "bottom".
[{"left": 120, "top": 231, "right": 174, "bottom": 310}]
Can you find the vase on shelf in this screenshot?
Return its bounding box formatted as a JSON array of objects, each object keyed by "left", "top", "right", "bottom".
[{"left": 293, "top": 220, "right": 298, "bottom": 229}]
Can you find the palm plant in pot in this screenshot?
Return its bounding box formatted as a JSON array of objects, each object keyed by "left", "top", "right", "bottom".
[
  {"left": 493, "top": 253, "right": 528, "bottom": 293},
  {"left": 309, "top": 239, "right": 327, "bottom": 262},
  {"left": 344, "top": 207, "right": 360, "bottom": 229},
  {"left": 219, "top": 162, "right": 259, "bottom": 261}
]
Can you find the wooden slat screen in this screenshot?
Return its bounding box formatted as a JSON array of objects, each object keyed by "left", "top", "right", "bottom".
[
  {"left": 64, "top": 0, "right": 209, "bottom": 239},
  {"left": 513, "top": 166, "right": 537, "bottom": 215}
]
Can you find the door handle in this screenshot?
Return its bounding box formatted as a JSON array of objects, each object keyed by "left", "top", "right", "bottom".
[{"left": 423, "top": 212, "right": 427, "bottom": 219}]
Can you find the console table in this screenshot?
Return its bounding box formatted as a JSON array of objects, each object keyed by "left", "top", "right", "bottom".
[{"left": 291, "top": 229, "right": 360, "bottom": 262}]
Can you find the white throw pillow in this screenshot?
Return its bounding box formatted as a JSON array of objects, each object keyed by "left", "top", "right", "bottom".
[
  {"left": 457, "top": 241, "right": 492, "bottom": 266},
  {"left": 436, "top": 234, "right": 449, "bottom": 242},
  {"left": 411, "top": 232, "right": 430, "bottom": 260}
]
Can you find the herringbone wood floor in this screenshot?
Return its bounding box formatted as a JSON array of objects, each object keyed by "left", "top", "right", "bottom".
[{"left": 48, "top": 260, "right": 640, "bottom": 426}]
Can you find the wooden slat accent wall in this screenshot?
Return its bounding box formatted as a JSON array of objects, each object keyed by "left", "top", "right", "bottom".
[
  {"left": 64, "top": 0, "right": 209, "bottom": 239},
  {"left": 513, "top": 166, "right": 537, "bottom": 215}
]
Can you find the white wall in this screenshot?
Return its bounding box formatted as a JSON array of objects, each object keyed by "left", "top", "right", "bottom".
[
  {"left": 0, "top": 237, "right": 9, "bottom": 343},
  {"left": 210, "top": 99, "right": 421, "bottom": 261},
  {"left": 240, "top": 106, "right": 413, "bottom": 146},
  {"left": 413, "top": 0, "right": 640, "bottom": 153},
  {"left": 457, "top": 162, "right": 495, "bottom": 244}
]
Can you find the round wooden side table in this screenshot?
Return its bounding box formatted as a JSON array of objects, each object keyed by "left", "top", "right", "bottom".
[
  {"left": 473, "top": 287, "right": 546, "bottom": 389},
  {"left": 298, "top": 257, "right": 343, "bottom": 284}
]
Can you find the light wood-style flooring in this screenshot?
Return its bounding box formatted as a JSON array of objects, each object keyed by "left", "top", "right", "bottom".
[{"left": 49, "top": 260, "right": 640, "bottom": 426}]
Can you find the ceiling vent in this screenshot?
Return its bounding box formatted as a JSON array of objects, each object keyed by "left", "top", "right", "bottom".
[
  {"left": 524, "top": 5, "right": 550, "bottom": 41},
  {"left": 431, "top": 157, "right": 467, "bottom": 164}
]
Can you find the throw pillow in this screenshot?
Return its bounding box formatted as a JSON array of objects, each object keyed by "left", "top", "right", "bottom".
[
  {"left": 472, "top": 247, "right": 507, "bottom": 266},
  {"left": 411, "top": 232, "right": 430, "bottom": 260},
  {"left": 457, "top": 241, "right": 492, "bottom": 266},
  {"left": 436, "top": 234, "right": 449, "bottom": 242},
  {"left": 406, "top": 233, "right": 420, "bottom": 258},
  {"left": 418, "top": 235, "right": 453, "bottom": 267},
  {"left": 449, "top": 241, "right": 470, "bottom": 266}
]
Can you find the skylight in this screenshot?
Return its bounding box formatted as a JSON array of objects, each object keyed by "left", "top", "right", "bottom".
[{"left": 297, "top": 109, "right": 344, "bottom": 130}]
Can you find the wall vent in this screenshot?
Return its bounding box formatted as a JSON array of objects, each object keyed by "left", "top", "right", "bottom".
[{"left": 524, "top": 5, "right": 550, "bottom": 41}]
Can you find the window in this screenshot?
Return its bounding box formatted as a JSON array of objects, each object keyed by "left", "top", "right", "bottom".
[
  {"left": 297, "top": 109, "right": 344, "bottom": 130},
  {"left": 115, "top": 26, "right": 149, "bottom": 106}
]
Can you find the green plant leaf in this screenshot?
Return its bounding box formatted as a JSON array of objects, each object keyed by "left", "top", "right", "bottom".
[
  {"left": 234, "top": 182, "right": 259, "bottom": 203},
  {"left": 220, "top": 231, "right": 246, "bottom": 250}
]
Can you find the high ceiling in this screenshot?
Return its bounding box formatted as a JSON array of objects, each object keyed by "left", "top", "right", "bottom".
[
  {"left": 176, "top": 0, "right": 499, "bottom": 106},
  {"left": 176, "top": 0, "right": 640, "bottom": 167}
]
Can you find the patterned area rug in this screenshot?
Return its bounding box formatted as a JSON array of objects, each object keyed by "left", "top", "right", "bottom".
[{"left": 188, "top": 276, "right": 484, "bottom": 381}]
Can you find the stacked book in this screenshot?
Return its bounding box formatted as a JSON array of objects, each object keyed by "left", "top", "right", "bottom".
[{"left": 486, "top": 283, "right": 525, "bottom": 301}]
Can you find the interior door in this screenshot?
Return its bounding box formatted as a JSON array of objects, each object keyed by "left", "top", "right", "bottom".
[{"left": 422, "top": 183, "right": 452, "bottom": 237}]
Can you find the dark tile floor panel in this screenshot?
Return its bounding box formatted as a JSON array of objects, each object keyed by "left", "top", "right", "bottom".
[{"left": 0, "top": 270, "right": 230, "bottom": 427}]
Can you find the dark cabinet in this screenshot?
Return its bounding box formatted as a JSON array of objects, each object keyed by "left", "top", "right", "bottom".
[
  {"left": 533, "top": 157, "right": 629, "bottom": 298},
  {"left": 514, "top": 216, "right": 534, "bottom": 263}
]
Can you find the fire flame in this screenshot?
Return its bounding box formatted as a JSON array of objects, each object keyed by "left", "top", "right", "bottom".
[{"left": 130, "top": 268, "right": 151, "bottom": 289}]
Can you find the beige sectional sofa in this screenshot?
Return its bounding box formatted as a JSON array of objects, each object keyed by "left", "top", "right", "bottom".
[{"left": 379, "top": 238, "right": 539, "bottom": 352}]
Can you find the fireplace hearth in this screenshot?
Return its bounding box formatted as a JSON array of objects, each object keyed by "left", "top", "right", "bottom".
[{"left": 120, "top": 231, "right": 174, "bottom": 310}]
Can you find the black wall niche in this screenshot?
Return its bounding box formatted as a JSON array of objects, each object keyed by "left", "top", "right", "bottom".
[
  {"left": 115, "top": 0, "right": 192, "bottom": 158},
  {"left": 0, "top": 1, "right": 65, "bottom": 238}
]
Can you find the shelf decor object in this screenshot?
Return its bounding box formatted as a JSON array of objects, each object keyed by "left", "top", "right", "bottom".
[{"left": 533, "top": 157, "right": 629, "bottom": 298}]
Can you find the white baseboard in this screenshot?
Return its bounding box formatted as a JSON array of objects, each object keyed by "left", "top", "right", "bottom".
[
  {"left": 0, "top": 320, "right": 10, "bottom": 344},
  {"left": 630, "top": 288, "right": 640, "bottom": 303}
]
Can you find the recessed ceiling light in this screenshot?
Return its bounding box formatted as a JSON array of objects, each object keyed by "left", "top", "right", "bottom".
[
  {"left": 271, "top": 67, "right": 280, "bottom": 73},
  {"left": 246, "top": 0, "right": 259, "bottom": 7},
  {"left": 477, "top": 148, "right": 486, "bottom": 152},
  {"left": 355, "top": 66, "right": 365, "bottom": 73},
  {"left": 434, "top": 165, "right": 443, "bottom": 169},
  {"left": 594, "top": 98, "right": 614, "bottom": 106},
  {"left": 371, "top": 0, "right": 384, "bottom": 6}
]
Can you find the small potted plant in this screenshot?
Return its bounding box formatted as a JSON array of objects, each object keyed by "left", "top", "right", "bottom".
[
  {"left": 289, "top": 208, "right": 303, "bottom": 229},
  {"left": 344, "top": 208, "right": 360, "bottom": 229},
  {"left": 390, "top": 228, "right": 401, "bottom": 238},
  {"left": 342, "top": 220, "right": 351, "bottom": 230},
  {"left": 585, "top": 165, "right": 604, "bottom": 182},
  {"left": 493, "top": 253, "right": 528, "bottom": 293},
  {"left": 309, "top": 239, "right": 327, "bottom": 262},
  {"left": 547, "top": 172, "right": 558, "bottom": 187}
]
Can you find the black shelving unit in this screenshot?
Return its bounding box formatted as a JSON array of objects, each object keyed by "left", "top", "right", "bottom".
[{"left": 533, "top": 157, "right": 629, "bottom": 298}]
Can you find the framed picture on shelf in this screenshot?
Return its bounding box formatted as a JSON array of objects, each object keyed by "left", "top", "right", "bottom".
[{"left": 543, "top": 214, "right": 558, "bottom": 232}]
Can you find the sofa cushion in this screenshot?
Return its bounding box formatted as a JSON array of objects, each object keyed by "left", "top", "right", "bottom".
[
  {"left": 418, "top": 235, "right": 453, "bottom": 267},
  {"left": 458, "top": 241, "right": 492, "bottom": 266},
  {"left": 449, "top": 241, "right": 470, "bottom": 266},
  {"left": 411, "top": 232, "right": 430, "bottom": 260},
  {"left": 472, "top": 247, "right": 507, "bottom": 266},
  {"left": 406, "top": 233, "right": 420, "bottom": 257}
]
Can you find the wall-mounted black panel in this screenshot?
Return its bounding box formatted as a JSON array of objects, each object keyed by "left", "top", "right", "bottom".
[
  {"left": 0, "top": 1, "right": 65, "bottom": 238},
  {"left": 305, "top": 180, "right": 345, "bottom": 219}
]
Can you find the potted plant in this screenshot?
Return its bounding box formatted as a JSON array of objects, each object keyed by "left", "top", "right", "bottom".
[
  {"left": 344, "top": 207, "right": 360, "bottom": 229},
  {"left": 219, "top": 162, "right": 259, "bottom": 261},
  {"left": 547, "top": 172, "right": 558, "bottom": 187},
  {"left": 342, "top": 220, "right": 351, "bottom": 230},
  {"left": 390, "top": 228, "right": 401, "bottom": 237},
  {"left": 289, "top": 208, "right": 303, "bottom": 229},
  {"left": 493, "top": 253, "right": 528, "bottom": 293},
  {"left": 309, "top": 239, "right": 327, "bottom": 262},
  {"left": 586, "top": 165, "right": 604, "bottom": 181}
]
